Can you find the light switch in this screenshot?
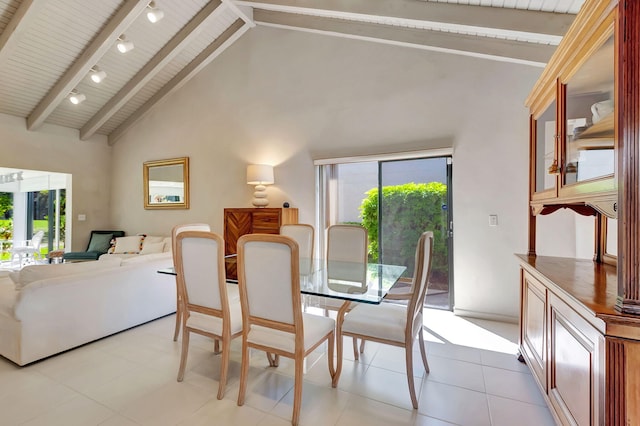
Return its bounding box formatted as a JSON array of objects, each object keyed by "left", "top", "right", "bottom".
[
  {"left": 489, "top": 214, "right": 498, "bottom": 226},
  {"left": 78, "top": 214, "right": 86, "bottom": 221}
]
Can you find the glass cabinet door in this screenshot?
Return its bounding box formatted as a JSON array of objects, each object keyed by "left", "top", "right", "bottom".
[
  {"left": 563, "top": 34, "right": 614, "bottom": 186},
  {"left": 534, "top": 100, "right": 557, "bottom": 195}
]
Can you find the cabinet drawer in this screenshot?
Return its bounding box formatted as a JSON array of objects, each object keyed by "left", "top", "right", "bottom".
[{"left": 252, "top": 212, "right": 280, "bottom": 230}]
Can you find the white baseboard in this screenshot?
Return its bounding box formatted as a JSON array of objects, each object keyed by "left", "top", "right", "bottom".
[{"left": 453, "top": 308, "right": 518, "bottom": 324}]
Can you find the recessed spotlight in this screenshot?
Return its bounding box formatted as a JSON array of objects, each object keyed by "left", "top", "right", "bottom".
[
  {"left": 89, "top": 66, "right": 107, "bottom": 83},
  {"left": 69, "top": 91, "right": 86, "bottom": 105},
  {"left": 116, "top": 35, "right": 134, "bottom": 53},
  {"left": 146, "top": 1, "right": 164, "bottom": 23}
]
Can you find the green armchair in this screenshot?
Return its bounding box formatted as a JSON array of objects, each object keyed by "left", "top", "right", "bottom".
[{"left": 63, "top": 230, "right": 125, "bottom": 262}]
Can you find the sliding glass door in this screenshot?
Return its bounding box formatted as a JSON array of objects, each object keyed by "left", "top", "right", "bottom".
[
  {"left": 317, "top": 154, "right": 453, "bottom": 310},
  {"left": 378, "top": 157, "right": 452, "bottom": 309}
]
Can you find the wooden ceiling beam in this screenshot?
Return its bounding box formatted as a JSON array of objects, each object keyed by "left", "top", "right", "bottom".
[
  {"left": 254, "top": 10, "right": 556, "bottom": 66},
  {"left": 80, "top": 1, "right": 227, "bottom": 140},
  {"left": 235, "top": 0, "right": 575, "bottom": 38},
  {"left": 27, "top": 0, "right": 149, "bottom": 131},
  {"left": 108, "top": 19, "right": 248, "bottom": 145},
  {"left": 0, "top": 0, "right": 46, "bottom": 67}
]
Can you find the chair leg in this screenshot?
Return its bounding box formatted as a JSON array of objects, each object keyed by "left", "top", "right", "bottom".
[
  {"left": 360, "top": 339, "right": 366, "bottom": 354},
  {"left": 173, "top": 288, "right": 181, "bottom": 342},
  {"left": 217, "top": 338, "right": 230, "bottom": 400},
  {"left": 267, "top": 352, "right": 279, "bottom": 367},
  {"left": 333, "top": 332, "right": 343, "bottom": 388},
  {"left": 238, "top": 340, "right": 250, "bottom": 406},
  {"left": 328, "top": 331, "right": 336, "bottom": 379},
  {"left": 177, "top": 329, "right": 190, "bottom": 382},
  {"left": 419, "top": 328, "right": 430, "bottom": 373},
  {"left": 405, "top": 344, "right": 419, "bottom": 409},
  {"left": 292, "top": 355, "right": 304, "bottom": 426},
  {"left": 214, "top": 339, "right": 221, "bottom": 354},
  {"left": 352, "top": 337, "right": 359, "bottom": 360}
]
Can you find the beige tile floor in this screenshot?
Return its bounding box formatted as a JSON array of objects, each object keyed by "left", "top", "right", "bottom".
[{"left": 0, "top": 309, "right": 555, "bottom": 425}]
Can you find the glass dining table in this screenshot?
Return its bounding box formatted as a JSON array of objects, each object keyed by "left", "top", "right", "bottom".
[{"left": 158, "top": 258, "right": 407, "bottom": 305}]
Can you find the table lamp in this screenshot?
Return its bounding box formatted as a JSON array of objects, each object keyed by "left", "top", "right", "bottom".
[{"left": 247, "top": 164, "right": 274, "bottom": 207}]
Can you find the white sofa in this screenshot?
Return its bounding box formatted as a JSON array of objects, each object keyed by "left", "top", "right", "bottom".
[{"left": 0, "top": 252, "right": 175, "bottom": 366}]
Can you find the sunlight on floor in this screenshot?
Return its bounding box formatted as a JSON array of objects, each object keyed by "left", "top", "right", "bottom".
[{"left": 423, "top": 309, "right": 519, "bottom": 354}]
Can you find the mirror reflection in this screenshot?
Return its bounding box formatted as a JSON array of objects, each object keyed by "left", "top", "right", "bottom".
[{"left": 143, "top": 157, "right": 189, "bottom": 209}]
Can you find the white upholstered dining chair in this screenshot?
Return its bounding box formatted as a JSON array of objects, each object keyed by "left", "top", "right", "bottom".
[
  {"left": 321, "top": 224, "right": 368, "bottom": 307},
  {"left": 236, "top": 234, "right": 335, "bottom": 426},
  {"left": 174, "top": 230, "right": 242, "bottom": 400},
  {"left": 332, "top": 231, "right": 433, "bottom": 409},
  {"left": 171, "top": 223, "right": 211, "bottom": 341},
  {"left": 280, "top": 224, "right": 314, "bottom": 274}
]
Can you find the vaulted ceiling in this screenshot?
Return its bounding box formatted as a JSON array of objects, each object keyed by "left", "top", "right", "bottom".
[{"left": 0, "top": 0, "right": 583, "bottom": 145}]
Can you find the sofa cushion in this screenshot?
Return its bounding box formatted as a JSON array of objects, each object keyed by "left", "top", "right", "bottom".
[
  {"left": 120, "top": 252, "right": 172, "bottom": 265},
  {"left": 140, "top": 241, "right": 165, "bottom": 254},
  {"left": 63, "top": 251, "right": 104, "bottom": 261},
  {"left": 86, "top": 233, "right": 113, "bottom": 253},
  {"left": 113, "top": 236, "right": 143, "bottom": 254},
  {"left": 162, "top": 237, "right": 172, "bottom": 252},
  {"left": 10, "top": 258, "right": 123, "bottom": 290}
]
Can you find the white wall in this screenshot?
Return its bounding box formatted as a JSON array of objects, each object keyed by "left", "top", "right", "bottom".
[
  {"left": 111, "top": 26, "right": 542, "bottom": 321},
  {"left": 0, "top": 113, "right": 112, "bottom": 250}
]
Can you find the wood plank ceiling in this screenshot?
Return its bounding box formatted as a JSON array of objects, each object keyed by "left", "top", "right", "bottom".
[{"left": 0, "top": 0, "right": 584, "bottom": 145}]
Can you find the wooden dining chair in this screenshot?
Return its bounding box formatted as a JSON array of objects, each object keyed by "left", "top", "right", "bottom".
[
  {"left": 236, "top": 234, "right": 336, "bottom": 426},
  {"left": 280, "top": 224, "right": 314, "bottom": 274},
  {"left": 171, "top": 223, "right": 211, "bottom": 341},
  {"left": 322, "top": 224, "right": 368, "bottom": 310},
  {"left": 175, "top": 230, "right": 243, "bottom": 400},
  {"left": 333, "top": 231, "right": 434, "bottom": 409}
]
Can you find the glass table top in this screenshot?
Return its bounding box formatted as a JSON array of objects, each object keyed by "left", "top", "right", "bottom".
[{"left": 158, "top": 258, "right": 407, "bottom": 305}]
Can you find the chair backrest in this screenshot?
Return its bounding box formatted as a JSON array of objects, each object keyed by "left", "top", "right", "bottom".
[
  {"left": 175, "top": 231, "right": 229, "bottom": 321},
  {"left": 171, "top": 223, "right": 210, "bottom": 266},
  {"left": 237, "top": 234, "right": 302, "bottom": 332},
  {"left": 280, "top": 224, "right": 314, "bottom": 273},
  {"left": 406, "top": 232, "right": 434, "bottom": 335},
  {"left": 327, "top": 224, "right": 368, "bottom": 263},
  {"left": 31, "top": 230, "right": 44, "bottom": 248}
]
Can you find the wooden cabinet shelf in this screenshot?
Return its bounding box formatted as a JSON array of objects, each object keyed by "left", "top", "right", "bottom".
[{"left": 576, "top": 112, "right": 614, "bottom": 140}]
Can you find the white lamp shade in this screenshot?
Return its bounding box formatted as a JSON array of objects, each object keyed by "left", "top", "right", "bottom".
[{"left": 247, "top": 164, "right": 274, "bottom": 185}]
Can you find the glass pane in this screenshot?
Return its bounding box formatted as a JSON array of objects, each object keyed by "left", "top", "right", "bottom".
[
  {"left": 564, "top": 35, "right": 614, "bottom": 185},
  {"left": 535, "top": 101, "right": 557, "bottom": 193},
  {"left": 334, "top": 162, "right": 377, "bottom": 231},
  {"left": 379, "top": 158, "right": 450, "bottom": 310}
]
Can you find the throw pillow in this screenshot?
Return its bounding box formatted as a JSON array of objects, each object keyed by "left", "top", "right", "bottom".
[
  {"left": 141, "top": 235, "right": 164, "bottom": 251},
  {"left": 140, "top": 241, "right": 165, "bottom": 255},
  {"left": 87, "top": 233, "right": 113, "bottom": 253},
  {"left": 113, "top": 236, "right": 143, "bottom": 254}
]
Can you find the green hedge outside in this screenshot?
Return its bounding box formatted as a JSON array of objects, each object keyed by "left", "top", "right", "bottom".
[{"left": 360, "top": 182, "right": 448, "bottom": 278}]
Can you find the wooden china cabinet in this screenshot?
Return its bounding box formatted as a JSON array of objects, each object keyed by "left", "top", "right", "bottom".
[
  {"left": 223, "top": 207, "right": 298, "bottom": 280},
  {"left": 519, "top": 0, "right": 640, "bottom": 424}
]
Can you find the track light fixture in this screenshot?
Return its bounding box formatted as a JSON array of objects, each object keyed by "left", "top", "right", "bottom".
[
  {"left": 116, "top": 35, "right": 134, "bottom": 53},
  {"left": 146, "top": 1, "right": 164, "bottom": 23},
  {"left": 69, "top": 90, "right": 86, "bottom": 105},
  {"left": 89, "top": 66, "right": 107, "bottom": 83}
]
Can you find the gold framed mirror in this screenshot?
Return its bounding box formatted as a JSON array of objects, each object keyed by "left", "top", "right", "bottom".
[{"left": 143, "top": 157, "right": 189, "bottom": 209}]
